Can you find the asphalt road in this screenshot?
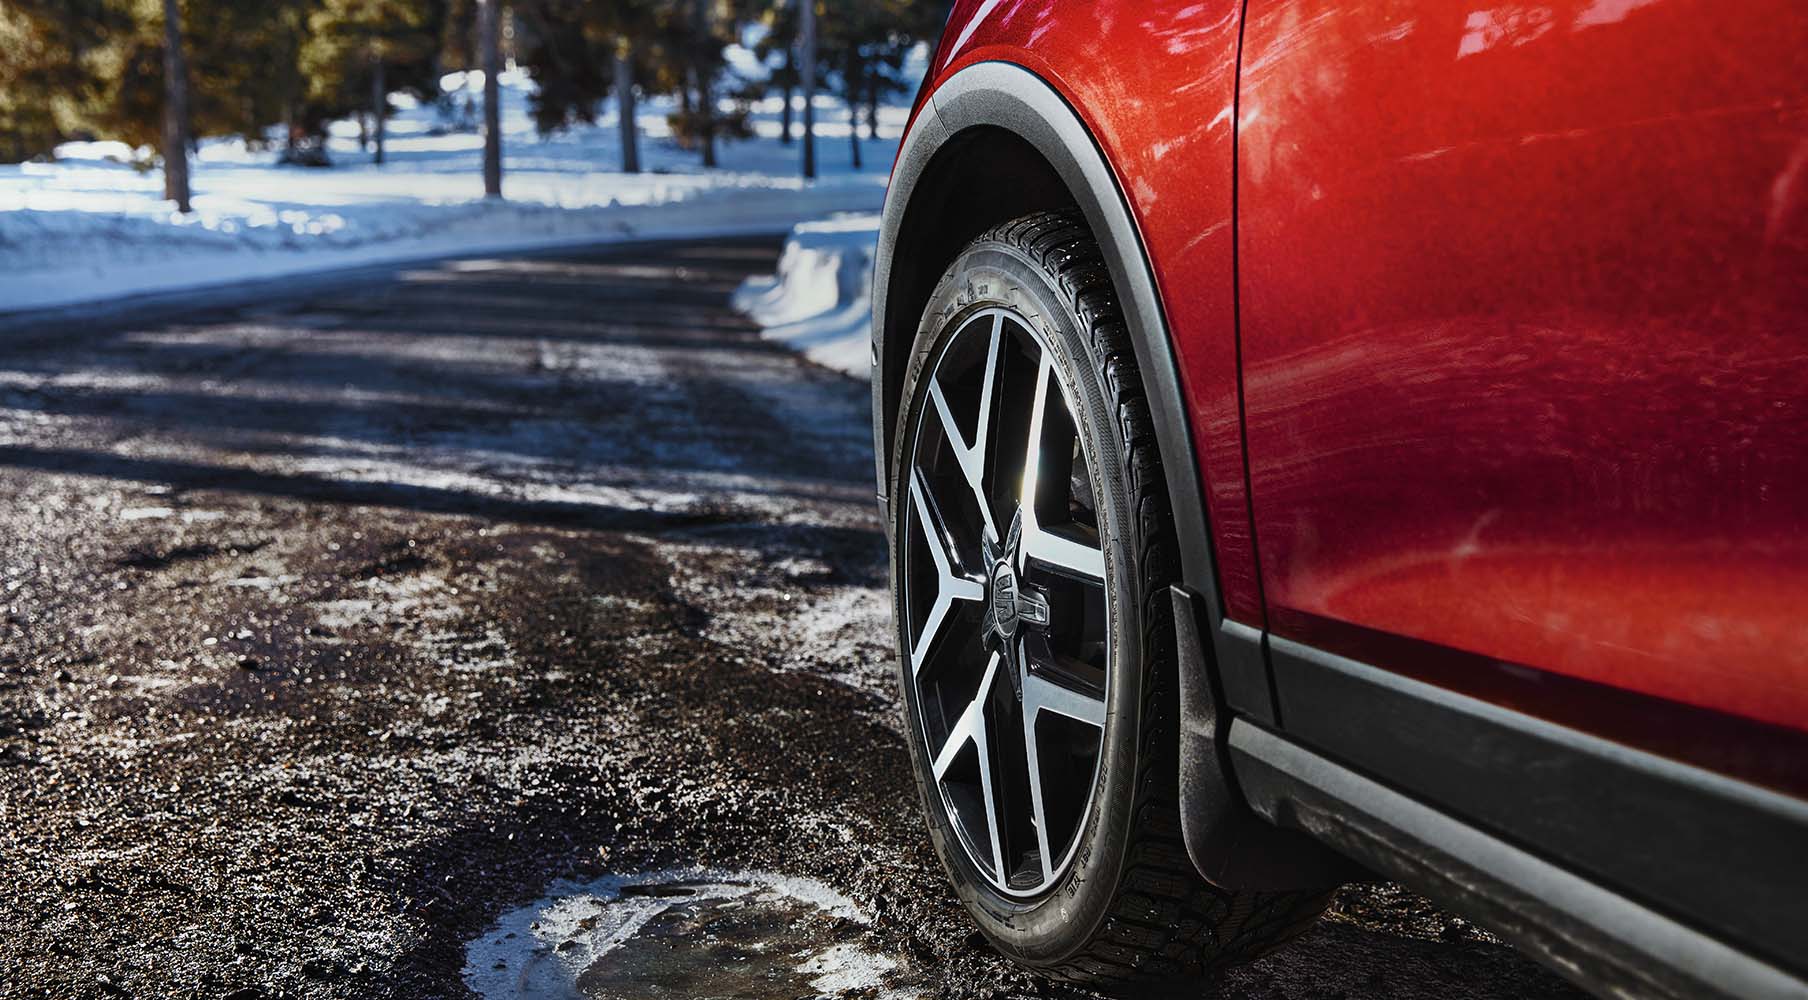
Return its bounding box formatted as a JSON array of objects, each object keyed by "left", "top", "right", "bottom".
[{"left": 0, "top": 236, "right": 1587, "bottom": 1000}]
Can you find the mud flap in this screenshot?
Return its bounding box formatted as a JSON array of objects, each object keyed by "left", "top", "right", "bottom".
[{"left": 1172, "top": 585, "right": 1357, "bottom": 890}]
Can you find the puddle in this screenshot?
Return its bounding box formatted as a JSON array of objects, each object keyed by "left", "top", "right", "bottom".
[{"left": 464, "top": 870, "right": 919, "bottom": 999}]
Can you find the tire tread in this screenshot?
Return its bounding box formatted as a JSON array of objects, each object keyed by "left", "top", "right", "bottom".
[{"left": 969, "top": 211, "right": 1329, "bottom": 990}]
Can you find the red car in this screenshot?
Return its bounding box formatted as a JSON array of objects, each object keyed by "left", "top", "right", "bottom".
[{"left": 871, "top": 1, "right": 1808, "bottom": 996}]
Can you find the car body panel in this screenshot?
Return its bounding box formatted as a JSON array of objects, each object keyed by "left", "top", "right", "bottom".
[{"left": 1235, "top": 0, "right": 1808, "bottom": 736}]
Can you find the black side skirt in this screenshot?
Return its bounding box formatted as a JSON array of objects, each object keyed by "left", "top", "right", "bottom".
[{"left": 1226, "top": 639, "right": 1808, "bottom": 1000}]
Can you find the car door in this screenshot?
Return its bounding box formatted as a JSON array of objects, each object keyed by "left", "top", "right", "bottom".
[{"left": 1233, "top": 0, "right": 1808, "bottom": 765}]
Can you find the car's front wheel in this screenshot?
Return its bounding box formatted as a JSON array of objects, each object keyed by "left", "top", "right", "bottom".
[{"left": 888, "top": 212, "right": 1327, "bottom": 991}]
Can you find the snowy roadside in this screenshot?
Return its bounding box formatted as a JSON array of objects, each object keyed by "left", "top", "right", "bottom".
[
  {"left": 0, "top": 187, "right": 882, "bottom": 317},
  {"left": 0, "top": 67, "right": 904, "bottom": 317},
  {"left": 733, "top": 214, "right": 880, "bottom": 381}
]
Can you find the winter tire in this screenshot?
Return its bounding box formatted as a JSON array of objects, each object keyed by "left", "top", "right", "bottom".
[{"left": 888, "top": 211, "right": 1329, "bottom": 991}]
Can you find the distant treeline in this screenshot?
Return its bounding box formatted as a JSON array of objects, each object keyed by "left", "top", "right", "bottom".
[{"left": 0, "top": 1, "right": 947, "bottom": 173}]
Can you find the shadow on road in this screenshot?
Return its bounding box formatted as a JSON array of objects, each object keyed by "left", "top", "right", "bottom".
[{"left": 0, "top": 237, "right": 1583, "bottom": 1000}]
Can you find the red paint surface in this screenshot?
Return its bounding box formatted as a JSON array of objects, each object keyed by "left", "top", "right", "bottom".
[
  {"left": 929, "top": 0, "right": 1268, "bottom": 623},
  {"left": 1237, "top": 0, "right": 1808, "bottom": 732},
  {"left": 918, "top": 0, "right": 1808, "bottom": 740}
]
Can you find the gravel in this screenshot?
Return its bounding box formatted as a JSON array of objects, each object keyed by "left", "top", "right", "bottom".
[{"left": 0, "top": 236, "right": 1586, "bottom": 1000}]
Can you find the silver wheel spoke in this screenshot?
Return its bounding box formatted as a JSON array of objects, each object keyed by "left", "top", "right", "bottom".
[
  {"left": 1017, "top": 356, "right": 1106, "bottom": 580},
  {"left": 1023, "top": 667, "right": 1107, "bottom": 728},
  {"left": 928, "top": 314, "right": 1004, "bottom": 543},
  {"left": 1024, "top": 525, "right": 1106, "bottom": 580},
  {"left": 932, "top": 653, "right": 1007, "bottom": 879},
  {"left": 1019, "top": 644, "right": 1107, "bottom": 885},
  {"left": 908, "top": 471, "right": 985, "bottom": 676}
]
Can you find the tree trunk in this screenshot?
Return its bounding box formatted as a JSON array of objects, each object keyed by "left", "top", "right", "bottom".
[
  {"left": 160, "top": 0, "right": 191, "bottom": 213},
  {"left": 779, "top": 47, "right": 794, "bottom": 144},
  {"left": 800, "top": 0, "right": 816, "bottom": 180},
  {"left": 371, "top": 57, "right": 387, "bottom": 165},
  {"left": 357, "top": 110, "right": 368, "bottom": 152},
  {"left": 479, "top": 0, "right": 503, "bottom": 198},
  {"left": 866, "top": 66, "right": 880, "bottom": 140},
  {"left": 685, "top": 63, "right": 717, "bottom": 168},
  {"left": 693, "top": 0, "right": 716, "bottom": 168},
  {"left": 697, "top": 74, "right": 717, "bottom": 168},
  {"left": 845, "top": 50, "right": 861, "bottom": 170},
  {"left": 613, "top": 41, "right": 639, "bottom": 174}
]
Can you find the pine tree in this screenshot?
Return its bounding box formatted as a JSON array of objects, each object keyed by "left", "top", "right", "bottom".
[
  {"left": 513, "top": 0, "right": 747, "bottom": 170},
  {"left": 513, "top": 0, "right": 611, "bottom": 134},
  {"left": 301, "top": 0, "right": 441, "bottom": 165},
  {"left": 184, "top": 0, "right": 318, "bottom": 151},
  {"left": 0, "top": 0, "right": 129, "bottom": 163},
  {"left": 814, "top": 0, "right": 937, "bottom": 166},
  {"left": 750, "top": 0, "right": 798, "bottom": 144},
  {"left": 654, "top": 0, "right": 753, "bottom": 166}
]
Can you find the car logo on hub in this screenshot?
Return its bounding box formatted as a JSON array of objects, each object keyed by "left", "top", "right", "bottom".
[{"left": 991, "top": 562, "right": 1021, "bottom": 637}]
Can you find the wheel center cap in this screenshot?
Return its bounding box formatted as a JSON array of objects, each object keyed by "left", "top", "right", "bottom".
[{"left": 990, "top": 561, "right": 1022, "bottom": 638}]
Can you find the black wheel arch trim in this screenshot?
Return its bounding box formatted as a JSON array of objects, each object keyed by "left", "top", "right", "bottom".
[
  {"left": 874, "top": 62, "right": 1214, "bottom": 599},
  {"left": 873, "top": 60, "right": 1329, "bottom": 890}
]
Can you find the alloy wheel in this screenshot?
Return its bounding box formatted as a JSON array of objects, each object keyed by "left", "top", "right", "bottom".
[{"left": 903, "top": 307, "right": 1111, "bottom": 898}]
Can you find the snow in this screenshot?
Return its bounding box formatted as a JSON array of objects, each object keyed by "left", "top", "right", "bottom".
[
  {"left": 0, "top": 54, "right": 917, "bottom": 316},
  {"left": 733, "top": 213, "right": 880, "bottom": 379}
]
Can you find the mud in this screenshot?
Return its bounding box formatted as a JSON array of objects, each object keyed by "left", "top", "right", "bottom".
[{"left": 0, "top": 237, "right": 1584, "bottom": 1000}]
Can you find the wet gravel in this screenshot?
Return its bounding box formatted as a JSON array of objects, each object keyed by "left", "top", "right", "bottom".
[{"left": 0, "top": 236, "right": 1587, "bottom": 1000}]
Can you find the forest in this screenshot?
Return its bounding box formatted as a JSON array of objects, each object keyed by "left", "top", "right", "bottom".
[{"left": 0, "top": 1, "right": 948, "bottom": 204}]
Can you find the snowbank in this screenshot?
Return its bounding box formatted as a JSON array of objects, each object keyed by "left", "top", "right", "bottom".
[
  {"left": 0, "top": 61, "right": 914, "bottom": 316},
  {"left": 733, "top": 214, "right": 879, "bottom": 380}
]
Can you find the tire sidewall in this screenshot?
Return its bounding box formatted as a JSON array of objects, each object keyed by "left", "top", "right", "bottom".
[{"left": 889, "top": 241, "right": 1150, "bottom": 965}]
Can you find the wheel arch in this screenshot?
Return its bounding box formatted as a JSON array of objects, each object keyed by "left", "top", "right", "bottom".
[
  {"left": 873, "top": 60, "right": 1348, "bottom": 891},
  {"left": 872, "top": 122, "right": 1075, "bottom": 508},
  {"left": 872, "top": 64, "right": 1214, "bottom": 594}
]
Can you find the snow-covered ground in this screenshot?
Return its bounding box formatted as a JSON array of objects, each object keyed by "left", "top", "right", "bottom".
[
  {"left": 0, "top": 56, "right": 913, "bottom": 315},
  {"left": 733, "top": 213, "right": 879, "bottom": 380}
]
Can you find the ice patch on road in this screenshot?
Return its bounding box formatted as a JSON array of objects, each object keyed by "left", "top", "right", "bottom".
[
  {"left": 464, "top": 869, "right": 916, "bottom": 1000},
  {"left": 800, "top": 942, "right": 900, "bottom": 994},
  {"left": 226, "top": 574, "right": 300, "bottom": 590},
  {"left": 734, "top": 214, "right": 879, "bottom": 380}
]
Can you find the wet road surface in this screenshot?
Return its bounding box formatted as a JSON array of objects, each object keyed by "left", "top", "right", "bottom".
[{"left": 0, "top": 236, "right": 1586, "bottom": 999}]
